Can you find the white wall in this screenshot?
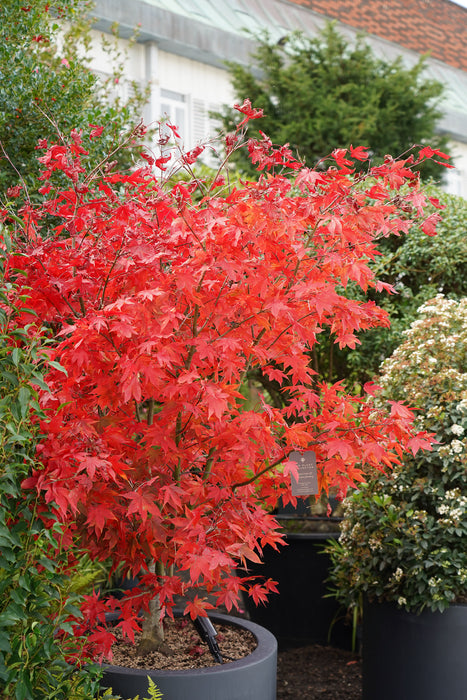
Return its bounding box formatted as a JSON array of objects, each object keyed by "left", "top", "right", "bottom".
[
  {"left": 444, "top": 140, "right": 467, "bottom": 198},
  {"left": 86, "top": 29, "right": 234, "bottom": 158}
]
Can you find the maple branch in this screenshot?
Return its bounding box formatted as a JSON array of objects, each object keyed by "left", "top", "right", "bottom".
[
  {"left": 237, "top": 327, "right": 268, "bottom": 388},
  {"left": 98, "top": 330, "right": 122, "bottom": 358},
  {"left": 134, "top": 402, "right": 141, "bottom": 422},
  {"left": 214, "top": 313, "right": 259, "bottom": 341},
  {"left": 22, "top": 253, "right": 83, "bottom": 321},
  {"left": 83, "top": 122, "right": 143, "bottom": 186},
  {"left": 79, "top": 296, "right": 86, "bottom": 317},
  {"left": 147, "top": 399, "right": 155, "bottom": 426},
  {"left": 183, "top": 307, "right": 200, "bottom": 371},
  {"left": 180, "top": 214, "right": 206, "bottom": 251},
  {"left": 206, "top": 126, "right": 249, "bottom": 195},
  {"left": 197, "top": 276, "right": 231, "bottom": 335},
  {"left": 232, "top": 452, "right": 289, "bottom": 490},
  {"left": 286, "top": 221, "right": 320, "bottom": 289},
  {"left": 266, "top": 311, "right": 315, "bottom": 351},
  {"left": 203, "top": 447, "right": 216, "bottom": 481},
  {"left": 98, "top": 243, "right": 125, "bottom": 310},
  {"left": 0, "top": 141, "right": 32, "bottom": 208}
]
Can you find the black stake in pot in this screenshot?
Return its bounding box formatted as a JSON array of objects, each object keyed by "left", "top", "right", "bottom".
[{"left": 192, "top": 615, "right": 224, "bottom": 663}]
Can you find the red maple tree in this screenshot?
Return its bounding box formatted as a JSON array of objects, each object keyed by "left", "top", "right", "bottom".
[{"left": 3, "top": 101, "right": 443, "bottom": 658}]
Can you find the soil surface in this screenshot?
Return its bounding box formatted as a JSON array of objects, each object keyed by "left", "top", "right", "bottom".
[
  {"left": 109, "top": 617, "right": 257, "bottom": 670},
  {"left": 277, "top": 643, "right": 362, "bottom": 699}
]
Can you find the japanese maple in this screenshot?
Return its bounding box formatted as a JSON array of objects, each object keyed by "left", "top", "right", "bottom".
[{"left": 2, "top": 101, "right": 443, "bottom": 659}]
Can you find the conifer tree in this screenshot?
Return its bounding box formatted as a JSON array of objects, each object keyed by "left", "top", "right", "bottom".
[{"left": 219, "top": 24, "right": 448, "bottom": 180}]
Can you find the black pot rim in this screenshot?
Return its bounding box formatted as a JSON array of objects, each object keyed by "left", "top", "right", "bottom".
[
  {"left": 284, "top": 531, "right": 340, "bottom": 540},
  {"left": 100, "top": 610, "right": 277, "bottom": 678},
  {"left": 365, "top": 598, "right": 467, "bottom": 616}
]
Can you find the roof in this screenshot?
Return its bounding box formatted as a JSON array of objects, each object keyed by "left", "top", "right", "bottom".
[
  {"left": 93, "top": 0, "right": 467, "bottom": 143},
  {"left": 287, "top": 0, "right": 467, "bottom": 73}
]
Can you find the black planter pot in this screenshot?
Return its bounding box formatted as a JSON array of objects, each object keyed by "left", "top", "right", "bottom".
[
  {"left": 100, "top": 611, "right": 277, "bottom": 700},
  {"left": 363, "top": 600, "right": 467, "bottom": 700},
  {"left": 241, "top": 525, "right": 351, "bottom": 650}
]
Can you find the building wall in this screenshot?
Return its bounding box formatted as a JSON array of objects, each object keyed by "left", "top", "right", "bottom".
[
  {"left": 444, "top": 141, "right": 467, "bottom": 197},
  {"left": 87, "top": 29, "right": 234, "bottom": 153}
]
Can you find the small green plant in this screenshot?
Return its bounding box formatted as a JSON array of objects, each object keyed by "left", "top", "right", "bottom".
[
  {"left": 143, "top": 678, "right": 163, "bottom": 700},
  {"left": 327, "top": 295, "right": 467, "bottom": 620},
  {"left": 101, "top": 678, "right": 163, "bottom": 700}
]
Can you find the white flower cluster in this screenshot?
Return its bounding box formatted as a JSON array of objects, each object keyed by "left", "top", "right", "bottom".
[
  {"left": 450, "top": 439, "right": 465, "bottom": 455},
  {"left": 368, "top": 535, "right": 383, "bottom": 551},
  {"left": 437, "top": 492, "right": 467, "bottom": 523},
  {"left": 437, "top": 504, "right": 463, "bottom": 520},
  {"left": 391, "top": 567, "right": 404, "bottom": 582},
  {"left": 428, "top": 576, "right": 442, "bottom": 588},
  {"left": 444, "top": 488, "right": 462, "bottom": 500}
]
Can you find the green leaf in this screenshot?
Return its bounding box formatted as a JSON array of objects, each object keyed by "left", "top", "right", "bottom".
[
  {"left": 0, "top": 632, "right": 12, "bottom": 653},
  {"left": 11, "top": 348, "right": 22, "bottom": 366},
  {"left": 46, "top": 360, "right": 67, "bottom": 374},
  {"left": 18, "top": 386, "right": 31, "bottom": 418},
  {"left": 15, "top": 674, "right": 33, "bottom": 700}
]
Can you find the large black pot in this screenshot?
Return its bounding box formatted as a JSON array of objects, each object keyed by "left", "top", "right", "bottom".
[
  {"left": 100, "top": 611, "right": 277, "bottom": 700},
  {"left": 363, "top": 600, "right": 467, "bottom": 700},
  {"left": 241, "top": 525, "right": 351, "bottom": 650}
]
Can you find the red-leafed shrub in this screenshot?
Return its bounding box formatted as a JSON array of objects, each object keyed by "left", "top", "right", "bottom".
[{"left": 2, "top": 102, "right": 442, "bottom": 658}]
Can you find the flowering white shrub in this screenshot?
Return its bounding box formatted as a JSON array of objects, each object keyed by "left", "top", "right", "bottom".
[{"left": 328, "top": 295, "right": 467, "bottom": 613}]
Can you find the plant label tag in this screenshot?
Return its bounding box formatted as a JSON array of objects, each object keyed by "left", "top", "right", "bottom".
[{"left": 289, "top": 450, "right": 319, "bottom": 496}]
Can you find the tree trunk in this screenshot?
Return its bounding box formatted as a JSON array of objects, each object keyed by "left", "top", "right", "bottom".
[{"left": 136, "top": 562, "right": 173, "bottom": 656}]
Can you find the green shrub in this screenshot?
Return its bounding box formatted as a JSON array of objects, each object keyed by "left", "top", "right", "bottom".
[
  {"left": 0, "top": 0, "right": 147, "bottom": 193},
  {"left": 327, "top": 295, "right": 467, "bottom": 616},
  {"left": 345, "top": 185, "right": 467, "bottom": 382}
]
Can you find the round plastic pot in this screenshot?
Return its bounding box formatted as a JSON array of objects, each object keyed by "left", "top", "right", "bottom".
[
  {"left": 100, "top": 611, "right": 277, "bottom": 700},
  {"left": 363, "top": 600, "right": 467, "bottom": 700},
  {"left": 241, "top": 530, "right": 351, "bottom": 650}
]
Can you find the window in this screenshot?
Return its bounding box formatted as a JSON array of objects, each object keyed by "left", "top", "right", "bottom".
[{"left": 159, "top": 89, "right": 187, "bottom": 142}]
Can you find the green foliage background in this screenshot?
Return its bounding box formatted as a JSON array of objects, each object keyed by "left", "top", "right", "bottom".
[
  {"left": 0, "top": 0, "right": 147, "bottom": 192},
  {"left": 218, "top": 24, "right": 448, "bottom": 181},
  {"left": 344, "top": 185, "right": 467, "bottom": 384}
]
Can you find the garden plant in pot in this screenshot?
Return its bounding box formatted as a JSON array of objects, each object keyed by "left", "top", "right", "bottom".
[
  {"left": 3, "top": 102, "right": 444, "bottom": 699},
  {"left": 327, "top": 294, "right": 467, "bottom": 700}
]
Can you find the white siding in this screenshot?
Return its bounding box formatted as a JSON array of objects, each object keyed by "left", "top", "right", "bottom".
[{"left": 444, "top": 141, "right": 467, "bottom": 198}]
